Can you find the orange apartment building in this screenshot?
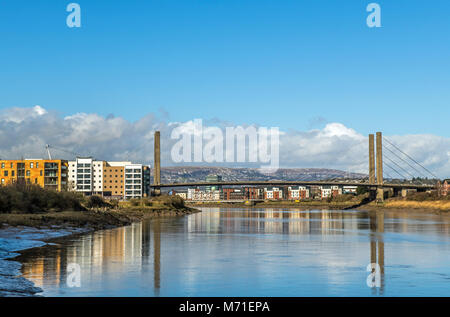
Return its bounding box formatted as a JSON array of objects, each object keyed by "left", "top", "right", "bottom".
[
  {"left": 0, "top": 159, "right": 68, "bottom": 191},
  {"left": 103, "top": 163, "right": 125, "bottom": 199}
]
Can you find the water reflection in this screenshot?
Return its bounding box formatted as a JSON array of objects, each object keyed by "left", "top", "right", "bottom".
[
  {"left": 369, "top": 212, "right": 385, "bottom": 295},
  {"left": 18, "top": 208, "right": 450, "bottom": 296}
]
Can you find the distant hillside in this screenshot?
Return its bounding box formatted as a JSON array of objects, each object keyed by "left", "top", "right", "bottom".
[{"left": 160, "top": 167, "right": 366, "bottom": 183}]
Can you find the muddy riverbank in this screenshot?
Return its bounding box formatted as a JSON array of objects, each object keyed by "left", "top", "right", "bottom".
[{"left": 0, "top": 207, "right": 200, "bottom": 297}]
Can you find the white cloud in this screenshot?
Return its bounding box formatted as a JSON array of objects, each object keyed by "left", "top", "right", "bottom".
[
  {"left": 0, "top": 105, "right": 47, "bottom": 123},
  {"left": 0, "top": 106, "right": 449, "bottom": 178}
]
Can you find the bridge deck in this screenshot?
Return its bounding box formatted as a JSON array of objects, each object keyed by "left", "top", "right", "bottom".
[{"left": 155, "top": 181, "right": 434, "bottom": 190}]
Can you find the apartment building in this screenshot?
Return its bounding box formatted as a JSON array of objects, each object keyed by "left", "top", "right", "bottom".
[
  {"left": 68, "top": 158, "right": 150, "bottom": 199},
  {"left": 0, "top": 159, "right": 68, "bottom": 191},
  {"left": 244, "top": 187, "right": 261, "bottom": 200},
  {"left": 343, "top": 186, "right": 358, "bottom": 195},
  {"left": 287, "top": 186, "right": 310, "bottom": 200},
  {"left": 68, "top": 157, "right": 104, "bottom": 195},
  {"left": 320, "top": 185, "right": 342, "bottom": 199},
  {"left": 263, "top": 187, "right": 283, "bottom": 200},
  {"left": 103, "top": 162, "right": 127, "bottom": 199},
  {"left": 221, "top": 188, "right": 245, "bottom": 200},
  {"left": 124, "top": 164, "right": 144, "bottom": 200}
]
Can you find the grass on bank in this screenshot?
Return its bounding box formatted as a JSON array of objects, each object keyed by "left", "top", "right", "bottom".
[
  {"left": 0, "top": 184, "right": 195, "bottom": 229},
  {"left": 379, "top": 191, "right": 450, "bottom": 211},
  {"left": 0, "top": 183, "right": 191, "bottom": 214},
  {"left": 0, "top": 183, "right": 86, "bottom": 213}
]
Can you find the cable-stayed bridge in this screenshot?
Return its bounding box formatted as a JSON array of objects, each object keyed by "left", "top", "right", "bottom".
[{"left": 151, "top": 131, "right": 437, "bottom": 199}]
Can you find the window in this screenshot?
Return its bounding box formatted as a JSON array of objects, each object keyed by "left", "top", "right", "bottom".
[
  {"left": 1, "top": 179, "right": 4, "bottom": 184},
  {"left": 40, "top": 170, "right": 43, "bottom": 176},
  {"left": 35, "top": 178, "right": 38, "bottom": 184},
  {"left": 10, "top": 163, "right": 13, "bottom": 168},
  {"left": 36, "top": 162, "right": 39, "bottom": 168},
  {"left": 11, "top": 171, "right": 14, "bottom": 177},
  {"left": 26, "top": 170, "right": 30, "bottom": 177},
  {"left": 1, "top": 163, "right": 4, "bottom": 169},
  {"left": 30, "top": 162, "right": 34, "bottom": 168},
  {"left": 3, "top": 171, "right": 7, "bottom": 177}
]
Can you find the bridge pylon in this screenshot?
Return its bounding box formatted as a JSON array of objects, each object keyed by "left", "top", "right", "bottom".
[
  {"left": 153, "top": 131, "right": 161, "bottom": 196},
  {"left": 369, "top": 134, "right": 375, "bottom": 185},
  {"left": 376, "top": 132, "right": 385, "bottom": 201}
]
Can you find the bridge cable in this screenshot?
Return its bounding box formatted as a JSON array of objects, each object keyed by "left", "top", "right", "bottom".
[
  {"left": 382, "top": 144, "right": 428, "bottom": 178},
  {"left": 383, "top": 137, "right": 438, "bottom": 179},
  {"left": 383, "top": 161, "right": 408, "bottom": 180},
  {"left": 383, "top": 170, "right": 395, "bottom": 182},
  {"left": 383, "top": 155, "right": 415, "bottom": 179}
]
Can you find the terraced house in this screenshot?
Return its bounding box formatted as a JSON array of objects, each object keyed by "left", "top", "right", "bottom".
[{"left": 0, "top": 159, "right": 68, "bottom": 191}]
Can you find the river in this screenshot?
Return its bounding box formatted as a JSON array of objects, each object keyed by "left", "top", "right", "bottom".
[{"left": 16, "top": 208, "right": 450, "bottom": 296}]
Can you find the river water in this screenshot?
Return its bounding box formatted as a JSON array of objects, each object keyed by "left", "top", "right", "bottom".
[{"left": 17, "top": 208, "right": 450, "bottom": 297}]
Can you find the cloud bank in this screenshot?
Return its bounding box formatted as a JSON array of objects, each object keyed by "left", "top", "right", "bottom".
[{"left": 0, "top": 105, "right": 449, "bottom": 178}]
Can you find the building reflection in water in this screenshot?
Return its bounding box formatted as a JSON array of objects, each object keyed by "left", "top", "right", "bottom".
[
  {"left": 20, "top": 208, "right": 450, "bottom": 296},
  {"left": 187, "top": 208, "right": 360, "bottom": 236},
  {"left": 21, "top": 220, "right": 162, "bottom": 296}
]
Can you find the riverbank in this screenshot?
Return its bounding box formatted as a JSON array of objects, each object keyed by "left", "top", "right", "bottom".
[
  {"left": 0, "top": 205, "right": 200, "bottom": 297},
  {"left": 360, "top": 200, "right": 450, "bottom": 213},
  {"left": 187, "top": 199, "right": 363, "bottom": 210},
  {"left": 187, "top": 198, "right": 450, "bottom": 213}
]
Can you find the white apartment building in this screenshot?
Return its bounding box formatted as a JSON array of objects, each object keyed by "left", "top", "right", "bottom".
[
  {"left": 320, "top": 186, "right": 332, "bottom": 199},
  {"left": 187, "top": 189, "right": 220, "bottom": 201},
  {"left": 187, "top": 188, "right": 196, "bottom": 200},
  {"left": 320, "top": 185, "right": 342, "bottom": 199},
  {"left": 69, "top": 158, "right": 110, "bottom": 195},
  {"left": 343, "top": 186, "right": 358, "bottom": 194},
  {"left": 287, "top": 186, "right": 310, "bottom": 200},
  {"left": 264, "top": 187, "right": 283, "bottom": 200},
  {"left": 124, "top": 164, "right": 143, "bottom": 200},
  {"left": 69, "top": 157, "right": 95, "bottom": 194}
]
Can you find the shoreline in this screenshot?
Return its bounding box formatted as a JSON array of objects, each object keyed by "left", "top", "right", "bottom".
[
  {"left": 187, "top": 200, "right": 450, "bottom": 213},
  {"left": 0, "top": 206, "right": 200, "bottom": 297}
]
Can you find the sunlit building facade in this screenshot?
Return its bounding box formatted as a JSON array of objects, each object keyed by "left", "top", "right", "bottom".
[{"left": 0, "top": 159, "right": 68, "bottom": 191}]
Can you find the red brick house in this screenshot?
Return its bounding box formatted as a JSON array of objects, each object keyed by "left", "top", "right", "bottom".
[{"left": 439, "top": 179, "right": 450, "bottom": 196}]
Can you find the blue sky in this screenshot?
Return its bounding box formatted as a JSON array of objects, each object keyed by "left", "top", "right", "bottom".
[{"left": 0, "top": 0, "right": 449, "bottom": 137}]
